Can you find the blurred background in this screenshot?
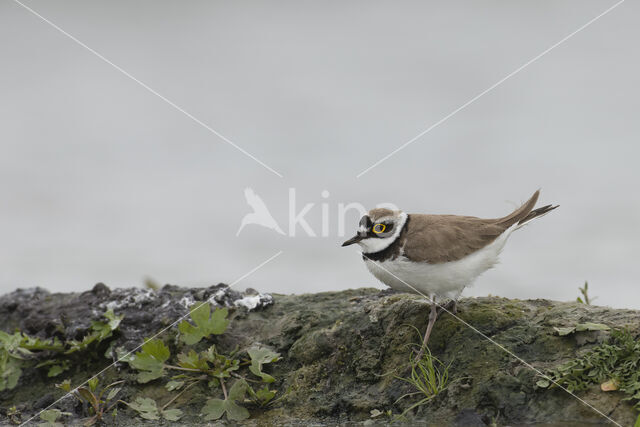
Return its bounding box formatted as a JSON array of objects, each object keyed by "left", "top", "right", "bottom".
[{"left": 1, "top": 0, "right": 638, "bottom": 308}]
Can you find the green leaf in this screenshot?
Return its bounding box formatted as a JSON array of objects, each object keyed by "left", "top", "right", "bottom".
[
  {"left": 165, "top": 380, "right": 185, "bottom": 391},
  {"left": 228, "top": 379, "right": 248, "bottom": 400},
  {"left": 129, "top": 339, "right": 170, "bottom": 383},
  {"left": 254, "top": 386, "right": 276, "bottom": 405},
  {"left": 56, "top": 379, "right": 72, "bottom": 392},
  {"left": 65, "top": 309, "right": 123, "bottom": 354},
  {"left": 65, "top": 309, "right": 124, "bottom": 354},
  {"left": 0, "top": 331, "right": 29, "bottom": 355},
  {"left": 0, "top": 352, "right": 23, "bottom": 391},
  {"left": 248, "top": 347, "right": 281, "bottom": 383},
  {"left": 106, "top": 387, "right": 121, "bottom": 401},
  {"left": 47, "top": 363, "right": 67, "bottom": 377},
  {"left": 536, "top": 379, "right": 550, "bottom": 388},
  {"left": 113, "top": 346, "right": 135, "bottom": 363},
  {"left": 76, "top": 387, "right": 100, "bottom": 412},
  {"left": 201, "top": 380, "right": 250, "bottom": 421},
  {"left": 20, "top": 335, "right": 65, "bottom": 352},
  {"left": 225, "top": 400, "right": 250, "bottom": 421},
  {"left": 201, "top": 399, "right": 249, "bottom": 421},
  {"left": 38, "top": 408, "right": 65, "bottom": 427},
  {"left": 104, "top": 309, "right": 124, "bottom": 330},
  {"left": 201, "top": 399, "right": 226, "bottom": 420},
  {"left": 205, "top": 345, "right": 240, "bottom": 378},
  {"left": 88, "top": 377, "right": 99, "bottom": 392},
  {"left": 634, "top": 413, "right": 640, "bottom": 427},
  {"left": 126, "top": 397, "right": 160, "bottom": 420},
  {"left": 178, "top": 304, "right": 229, "bottom": 345},
  {"left": 136, "top": 370, "right": 160, "bottom": 383},
  {"left": 39, "top": 409, "right": 61, "bottom": 423},
  {"left": 162, "top": 408, "right": 183, "bottom": 421},
  {"left": 177, "top": 349, "right": 209, "bottom": 371},
  {"left": 90, "top": 309, "right": 123, "bottom": 341}
]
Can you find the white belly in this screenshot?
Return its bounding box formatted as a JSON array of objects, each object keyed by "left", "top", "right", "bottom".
[{"left": 364, "top": 225, "right": 516, "bottom": 300}]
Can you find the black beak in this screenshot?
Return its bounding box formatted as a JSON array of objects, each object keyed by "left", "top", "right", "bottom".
[{"left": 342, "top": 234, "right": 364, "bottom": 247}]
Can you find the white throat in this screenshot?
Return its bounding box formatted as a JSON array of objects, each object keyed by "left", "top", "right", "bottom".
[{"left": 358, "top": 212, "right": 408, "bottom": 254}]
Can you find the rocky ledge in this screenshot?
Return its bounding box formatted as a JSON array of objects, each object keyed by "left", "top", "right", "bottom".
[{"left": 0, "top": 284, "right": 639, "bottom": 426}]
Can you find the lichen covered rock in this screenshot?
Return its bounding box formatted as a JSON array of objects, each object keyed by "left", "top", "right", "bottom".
[{"left": 0, "top": 284, "right": 638, "bottom": 426}]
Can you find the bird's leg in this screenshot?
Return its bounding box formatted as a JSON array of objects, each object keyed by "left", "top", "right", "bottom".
[
  {"left": 415, "top": 298, "right": 438, "bottom": 361},
  {"left": 437, "top": 299, "right": 458, "bottom": 316}
]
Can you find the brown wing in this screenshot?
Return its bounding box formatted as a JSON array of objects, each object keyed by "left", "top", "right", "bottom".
[{"left": 403, "top": 190, "right": 541, "bottom": 263}]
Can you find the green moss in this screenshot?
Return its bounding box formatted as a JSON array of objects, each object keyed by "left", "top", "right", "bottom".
[
  {"left": 3, "top": 288, "right": 638, "bottom": 425},
  {"left": 460, "top": 301, "right": 525, "bottom": 334},
  {"left": 538, "top": 329, "right": 640, "bottom": 412}
]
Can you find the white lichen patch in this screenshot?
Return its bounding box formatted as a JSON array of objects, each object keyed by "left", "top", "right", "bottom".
[
  {"left": 214, "top": 288, "right": 228, "bottom": 300},
  {"left": 178, "top": 294, "right": 196, "bottom": 310},
  {"left": 234, "top": 295, "right": 262, "bottom": 310},
  {"left": 101, "top": 288, "right": 157, "bottom": 311}
]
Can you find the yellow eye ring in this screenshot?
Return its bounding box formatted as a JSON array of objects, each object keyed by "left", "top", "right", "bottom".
[{"left": 373, "top": 223, "right": 386, "bottom": 234}]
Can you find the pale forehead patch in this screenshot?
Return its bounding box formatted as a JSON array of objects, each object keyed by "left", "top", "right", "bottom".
[{"left": 368, "top": 208, "right": 395, "bottom": 221}]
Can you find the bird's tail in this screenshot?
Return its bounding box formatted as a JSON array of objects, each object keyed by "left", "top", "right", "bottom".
[
  {"left": 516, "top": 203, "right": 559, "bottom": 229},
  {"left": 494, "top": 190, "right": 558, "bottom": 229}
]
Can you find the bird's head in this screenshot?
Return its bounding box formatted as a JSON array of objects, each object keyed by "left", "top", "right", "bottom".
[{"left": 342, "top": 208, "right": 408, "bottom": 253}]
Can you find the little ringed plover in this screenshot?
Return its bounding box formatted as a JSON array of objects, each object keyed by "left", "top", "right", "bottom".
[{"left": 342, "top": 190, "right": 558, "bottom": 357}]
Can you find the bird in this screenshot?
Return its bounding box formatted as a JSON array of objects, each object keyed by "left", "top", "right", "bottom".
[
  {"left": 236, "top": 187, "right": 285, "bottom": 236},
  {"left": 342, "top": 190, "right": 557, "bottom": 359}
]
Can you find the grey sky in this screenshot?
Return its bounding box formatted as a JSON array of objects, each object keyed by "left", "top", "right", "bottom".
[{"left": 1, "top": 0, "right": 638, "bottom": 309}]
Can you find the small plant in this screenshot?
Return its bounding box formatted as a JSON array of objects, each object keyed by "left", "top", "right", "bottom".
[
  {"left": 537, "top": 329, "right": 640, "bottom": 415},
  {"left": 395, "top": 346, "right": 450, "bottom": 416},
  {"left": 0, "top": 332, "right": 26, "bottom": 391},
  {"left": 0, "top": 309, "right": 124, "bottom": 392},
  {"left": 201, "top": 378, "right": 250, "bottom": 421},
  {"left": 128, "top": 338, "right": 171, "bottom": 383},
  {"left": 7, "top": 406, "right": 21, "bottom": 425},
  {"left": 576, "top": 281, "right": 597, "bottom": 305},
  {"left": 143, "top": 277, "right": 160, "bottom": 290},
  {"left": 38, "top": 409, "right": 72, "bottom": 427},
  {"left": 127, "top": 303, "right": 281, "bottom": 422},
  {"left": 121, "top": 397, "right": 183, "bottom": 421},
  {"left": 65, "top": 309, "right": 124, "bottom": 354},
  {"left": 389, "top": 325, "right": 454, "bottom": 419},
  {"left": 39, "top": 409, "right": 66, "bottom": 427},
  {"left": 56, "top": 377, "right": 123, "bottom": 426},
  {"left": 248, "top": 347, "right": 280, "bottom": 383},
  {"left": 178, "top": 303, "right": 229, "bottom": 345},
  {"left": 0, "top": 331, "right": 69, "bottom": 390}
]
